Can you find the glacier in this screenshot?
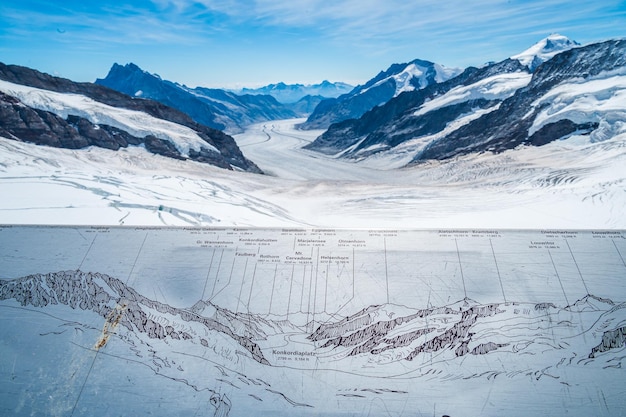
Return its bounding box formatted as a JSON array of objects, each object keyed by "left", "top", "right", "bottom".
[{"left": 1, "top": 116, "right": 624, "bottom": 229}]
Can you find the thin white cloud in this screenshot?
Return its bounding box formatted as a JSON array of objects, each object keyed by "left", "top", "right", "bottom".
[
  {"left": 6, "top": 0, "right": 623, "bottom": 50},
  {"left": 152, "top": 0, "right": 626, "bottom": 53},
  {"left": 182, "top": 0, "right": 622, "bottom": 33},
  {"left": 1, "top": 3, "right": 218, "bottom": 46},
  {"left": 3, "top": 0, "right": 625, "bottom": 86}
]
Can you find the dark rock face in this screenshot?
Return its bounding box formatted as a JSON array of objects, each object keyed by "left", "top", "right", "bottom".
[
  {"left": 96, "top": 63, "right": 297, "bottom": 133},
  {"left": 0, "top": 63, "right": 262, "bottom": 173},
  {"left": 66, "top": 115, "right": 144, "bottom": 149},
  {"left": 0, "top": 91, "right": 89, "bottom": 149},
  {"left": 527, "top": 120, "right": 598, "bottom": 146},
  {"left": 299, "top": 59, "right": 453, "bottom": 130}
]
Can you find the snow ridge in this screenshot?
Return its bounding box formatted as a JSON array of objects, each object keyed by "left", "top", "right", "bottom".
[{"left": 414, "top": 72, "right": 532, "bottom": 116}]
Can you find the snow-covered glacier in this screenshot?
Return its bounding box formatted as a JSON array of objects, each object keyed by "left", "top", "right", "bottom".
[{"left": 1, "top": 117, "right": 624, "bottom": 228}]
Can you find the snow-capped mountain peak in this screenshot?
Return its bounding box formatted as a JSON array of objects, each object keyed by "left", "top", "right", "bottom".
[
  {"left": 360, "top": 60, "right": 462, "bottom": 98},
  {"left": 392, "top": 62, "right": 461, "bottom": 95},
  {"left": 434, "top": 63, "right": 464, "bottom": 83},
  {"left": 391, "top": 62, "right": 428, "bottom": 95},
  {"left": 511, "top": 34, "right": 580, "bottom": 71}
]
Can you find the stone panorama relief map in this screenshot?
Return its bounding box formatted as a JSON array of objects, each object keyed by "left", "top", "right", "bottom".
[{"left": 1, "top": 225, "right": 625, "bottom": 417}]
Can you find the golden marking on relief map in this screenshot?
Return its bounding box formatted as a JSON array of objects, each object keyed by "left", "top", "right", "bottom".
[{"left": 94, "top": 301, "right": 128, "bottom": 350}]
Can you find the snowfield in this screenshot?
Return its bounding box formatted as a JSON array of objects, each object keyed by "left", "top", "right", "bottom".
[
  {"left": 529, "top": 73, "right": 626, "bottom": 138},
  {"left": 1, "top": 118, "right": 624, "bottom": 228}
]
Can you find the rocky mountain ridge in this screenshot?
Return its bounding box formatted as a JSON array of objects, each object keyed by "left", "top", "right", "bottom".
[
  {"left": 304, "top": 58, "right": 528, "bottom": 156},
  {"left": 0, "top": 62, "right": 262, "bottom": 172},
  {"left": 304, "top": 36, "right": 626, "bottom": 166}
]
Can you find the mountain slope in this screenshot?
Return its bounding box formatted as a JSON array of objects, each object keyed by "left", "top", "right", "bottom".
[
  {"left": 0, "top": 63, "right": 262, "bottom": 172},
  {"left": 304, "top": 36, "right": 626, "bottom": 167},
  {"left": 305, "top": 58, "right": 528, "bottom": 157},
  {"left": 413, "top": 38, "right": 626, "bottom": 163},
  {"left": 96, "top": 63, "right": 297, "bottom": 133},
  {"left": 298, "top": 59, "right": 462, "bottom": 130}
]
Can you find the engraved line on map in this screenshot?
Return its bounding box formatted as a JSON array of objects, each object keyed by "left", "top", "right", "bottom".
[
  {"left": 311, "top": 247, "right": 320, "bottom": 327},
  {"left": 125, "top": 231, "right": 148, "bottom": 285},
  {"left": 71, "top": 232, "right": 102, "bottom": 417},
  {"left": 352, "top": 248, "right": 355, "bottom": 300},
  {"left": 247, "top": 262, "right": 258, "bottom": 313},
  {"left": 202, "top": 248, "right": 217, "bottom": 300},
  {"left": 287, "top": 264, "right": 295, "bottom": 318},
  {"left": 455, "top": 239, "right": 467, "bottom": 299},
  {"left": 547, "top": 249, "right": 570, "bottom": 306},
  {"left": 489, "top": 239, "right": 507, "bottom": 304},
  {"left": 77, "top": 234, "right": 97, "bottom": 271},
  {"left": 268, "top": 263, "right": 278, "bottom": 315},
  {"left": 236, "top": 258, "right": 249, "bottom": 314},
  {"left": 324, "top": 259, "right": 330, "bottom": 312},
  {"left": 209, "top": 250, "right": 233, "bottom": 303},
  {"left": 69, "top": 346, "right": 99, "bottom": 417},
  {"left": 213, "top": 248, "right": 226, "bottom": 297},
  {"left": 613, "top": 239, "right": 626, "bottom": 268},
  {"left": 565, "top": 239, "right": 589, "bottom": 295},
  {"left": 384, "top": 238, "right": 389, "bottom": 304},
  {"left": 299, "top": 264, "right": 307, "bottom": 313},
  {"left": 74, "top": 227, "right": 88, "bottom": 241},
  {"left": 306, "top": 263, "right": 312, "bottom": 330}
]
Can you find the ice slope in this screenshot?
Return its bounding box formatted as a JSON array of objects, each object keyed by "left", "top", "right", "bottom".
[
  {"left": 1, "top": 118, "right": 624, "bottom": 229},
  {"left": 413, "top": 72, "right": 532, "bottom": 117},
  {"left": 0, "top": 80, "right": 218, "bottom": 156},
  {"left": 355, "top": 106, "right": 501, "bottom": 169},
  {"left": 529, "top": 72, "right": 626, "bottom": 138}
]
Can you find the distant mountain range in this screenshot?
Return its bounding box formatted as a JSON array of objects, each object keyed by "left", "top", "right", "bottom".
[
  {"left": 96, "top": 63, "right": 302, "bottom": 134},
  {"left": 305, "top": 35, "right": 626, "bottom": 166},
  {"left": 0, "top": 63, "right": 262, "bottom": 172},
  {"left": 236, "top": 80, "right": 354, "bottom": 104},
  {"left": 2, "top": 34, "right": 625, "bottom": 171},
  {"left": 96, "top": 65, "right": 355, "bottom": 133}
]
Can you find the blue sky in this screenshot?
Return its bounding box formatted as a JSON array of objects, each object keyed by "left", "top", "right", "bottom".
[{"left": 1, "top": 0, "right": 625, "bottom": 88}]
